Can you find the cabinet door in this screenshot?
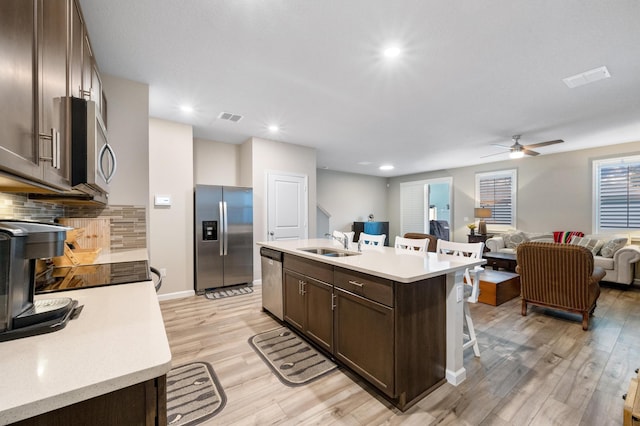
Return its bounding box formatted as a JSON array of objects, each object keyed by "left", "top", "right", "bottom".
[
  {"left": 0, "top": 0, "right": 41, "bottom": 180},
  {"left": 69, "top": 0, "right": 84, "bottom": 99},
  {"left": 334, "top": 288, "right": 395, "bottom": 397},
  {"left": 305, "top": 278, "right": 333, "bottom": 352},
  {"left": 39, "top": 0, "right": 70, "bottom": 188},
  {"left": 283, "top": 270, "right": 305, "bottom": 332}
]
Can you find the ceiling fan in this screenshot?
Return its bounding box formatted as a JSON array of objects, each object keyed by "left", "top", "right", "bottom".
[{"left": 485, "top": 135, "right": 564, "bottom": 159}]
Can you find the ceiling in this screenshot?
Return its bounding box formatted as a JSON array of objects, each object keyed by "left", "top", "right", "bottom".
[{"left": 78, "top": 0, "right": 640, "bottom": 177}]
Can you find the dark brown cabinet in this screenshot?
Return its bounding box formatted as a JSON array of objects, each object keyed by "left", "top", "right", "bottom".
[
  {"left": 334, "top": 287, "right": 394, "bottom": 396},
  {"left": 0, "top": 0, "right": 105, "bottom": 191},
  {"left": 283, "top": 255, "right": 334, "bottom": 352},
  {"left": 280, "top": 251, "right": 447, "bottom": 411}
]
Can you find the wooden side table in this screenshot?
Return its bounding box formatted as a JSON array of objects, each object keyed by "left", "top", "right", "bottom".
[{"left": 468, "top": 234, "right": 493, "bottom": 252}]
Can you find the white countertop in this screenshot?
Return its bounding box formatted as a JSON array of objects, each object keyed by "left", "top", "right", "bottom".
[
  {"left": 258, "top": 238, "right": 485, "bottom": 282},
  {"left": 0, "top": 281, "right": 172, "bottom": 424}
]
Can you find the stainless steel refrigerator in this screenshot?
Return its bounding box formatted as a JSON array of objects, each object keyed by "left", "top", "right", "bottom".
[{"left": 194, "top": 185, "right": 253, "bottom": 293}]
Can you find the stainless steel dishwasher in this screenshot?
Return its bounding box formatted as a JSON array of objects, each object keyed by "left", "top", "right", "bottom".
[{"left": 260, "top": 247, "right": 283, "bottom": 320}]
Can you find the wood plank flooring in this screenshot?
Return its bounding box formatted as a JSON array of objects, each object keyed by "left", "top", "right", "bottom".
[{"left": 160, "top": 283, "right": 640, "bottom": 425}]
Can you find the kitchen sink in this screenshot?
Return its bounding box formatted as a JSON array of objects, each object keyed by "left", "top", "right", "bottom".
[{"left": 297, "top": 247, "right": 361, "bottom": 257}]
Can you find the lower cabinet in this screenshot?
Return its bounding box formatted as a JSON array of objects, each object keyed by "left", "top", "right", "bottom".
[
  {"left": 281, "top": 253, "right": 446, "bottom": 411},
  {"left": 13, "top": 375, "right": 167, "bottom": 426},
  {"left": 283, "top": 268, "right": 333, "bottom": 352},
  {"left": 333, "top": 287, "right": 394, "bottom": 396}
]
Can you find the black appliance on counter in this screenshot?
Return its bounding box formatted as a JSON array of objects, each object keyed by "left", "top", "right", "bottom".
[
  {"left": 0, "top": 220, "right": 79, "bottom": 342},
  {"left": 35, "top": 260, "right": 150, "bottom": 294}
]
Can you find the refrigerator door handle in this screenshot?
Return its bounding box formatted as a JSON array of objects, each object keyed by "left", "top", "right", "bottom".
[
  {"left": 219, "top": 201, "right": 224, "bottom": 256},
  {"left": 223, "top": 201, "right": 229, "bottom": 256}
]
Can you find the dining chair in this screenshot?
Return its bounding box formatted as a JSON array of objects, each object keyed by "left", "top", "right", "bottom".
[
  {"left": 332, "top": 230, "right": 355, "bottom": 244},
  {"left": 394, "top": 236, "right": 429, "bottom": 251},
  {"left": 436, "top": 239, "right": 484, "bottom": 357},
  {"left": 359, "top": 232, "right": 386, "bottom": 246}
]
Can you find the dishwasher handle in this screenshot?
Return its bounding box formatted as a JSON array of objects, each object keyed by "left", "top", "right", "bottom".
[{"left": 260, "top": 247, "right": 283, "bottom": 262}]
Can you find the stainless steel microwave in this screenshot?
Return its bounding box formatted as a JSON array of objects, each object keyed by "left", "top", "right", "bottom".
[{"left": 69, "top": 97, "right": 117, "bottom": 196}]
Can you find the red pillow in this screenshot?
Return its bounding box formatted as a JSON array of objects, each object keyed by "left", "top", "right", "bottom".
[{"left": 553, "top": 231, "right": 584, "bottom": 243}]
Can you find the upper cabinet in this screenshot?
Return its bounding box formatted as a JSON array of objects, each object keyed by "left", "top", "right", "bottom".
[{"left": 0, "top": 0, "right": 106, "bottom": 192}]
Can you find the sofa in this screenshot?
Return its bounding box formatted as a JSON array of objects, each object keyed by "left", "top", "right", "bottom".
[{"left": 486, "top": 230, "right": 640, "bottom": 285}]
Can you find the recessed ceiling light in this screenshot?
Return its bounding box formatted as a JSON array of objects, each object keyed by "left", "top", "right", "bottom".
[
  {"left": 379, "top": 165, "right": 394, "bottom": 171},
  {"left": 268, "top": 125, "right": 279, "bottom": 132},
  {"left": 357, "top": 161, "right": 372, "bottom": 166},
  {"left": 180, "top": 105, "right": 194, "bottom": 113},
  {"left": 383, "top": 46, "right": 401, "bottom": 58}
]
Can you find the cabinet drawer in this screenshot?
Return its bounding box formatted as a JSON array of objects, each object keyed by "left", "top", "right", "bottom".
[
  {"left": 283, "top": 254, "right": 333, "bottom": 283},
  {"left": 334, "top": 268, "right": 393, "bottom": 307}
]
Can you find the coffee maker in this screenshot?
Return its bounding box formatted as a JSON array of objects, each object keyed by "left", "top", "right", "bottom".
[{"left": 0, "top": 220, "right": 78, "bottom": 342}]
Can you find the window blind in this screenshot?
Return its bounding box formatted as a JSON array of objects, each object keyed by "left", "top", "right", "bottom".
[
  {"left": 478, "top": 175, "right": 513, "bottom": 225},
  {"left": 598, "top": 163, "right": 640, "bottom": 229}
]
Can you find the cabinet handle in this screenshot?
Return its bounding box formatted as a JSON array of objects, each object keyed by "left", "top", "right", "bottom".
[
  {"left": 348, "top": 280, "right": 364, "bottom": 288},
  {"left": 331, "top": 294, "right": 336, "bottom": 310},
  {"left": 81, "top": 89, "right": 91, "bottom": 99},
  {"left": 301, "top": 280, "right": 306, "bottom": 295},
  {"left": 39, "top": 128, "right": 60, "bottom": 169}
]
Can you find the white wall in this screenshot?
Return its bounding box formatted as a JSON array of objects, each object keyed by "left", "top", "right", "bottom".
[
  {"left": 149, "top": 118, "right": 194, "bottom": 297},
  {"left": 387, "top": 140, "right": 640, "bottom": 242},
  {"left": 101, "top": 74, "right": 149, "bottom": 206},
  {"left": 247, "top": 137, "right": 316, "bottom": 279},
  {"left": 317, "top": 169, "right": 388, "bottom": 234},
  {"left": 193, "top": 138, "right": 239, "bottom": 185}
]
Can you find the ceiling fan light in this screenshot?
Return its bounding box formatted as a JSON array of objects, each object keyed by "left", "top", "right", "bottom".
[{"left": 510, "top": 151, "right": 525, "bottom": 159}]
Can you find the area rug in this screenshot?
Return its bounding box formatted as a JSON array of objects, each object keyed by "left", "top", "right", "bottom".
[
  {"left": 166, "top": 361, "right": 226, "bottom": 426},
  {"left": 205, "top": 284, "right": 253, "bottom": 300},
  {"left": 249, "top": 327, "right": 338, "bottom": 386}
]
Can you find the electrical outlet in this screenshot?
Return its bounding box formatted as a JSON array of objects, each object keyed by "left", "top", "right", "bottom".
[
  {"left": 456, "top": 285, "right": 463, "bottom": 302},
  {"left": 160, "top": 268, "right": 167, "bottom": 277},
  {"left": 463, "top": 217, "right": 469, "bottom": 222}
]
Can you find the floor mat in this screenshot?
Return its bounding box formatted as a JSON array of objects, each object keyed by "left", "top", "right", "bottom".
[
  {"left": 205, "top": 284, "right": 253, "bottom": 300},
  {"left": 249, "top": 326, "right": 338, "bottom": 386},
  {"left": 166, "top": 361, "right": 226, "bottom": 425}
]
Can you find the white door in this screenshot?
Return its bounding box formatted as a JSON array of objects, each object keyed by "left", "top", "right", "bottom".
[{"left": 267, "top": 172, "right": 308, "bottom": 241}]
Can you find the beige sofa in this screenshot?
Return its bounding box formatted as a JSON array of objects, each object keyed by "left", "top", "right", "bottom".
[{"left": 485, "top": 231, "right": 640, "bottom": 285}]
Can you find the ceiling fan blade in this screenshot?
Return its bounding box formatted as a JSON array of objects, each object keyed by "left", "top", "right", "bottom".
[
  {"left": 490, "top": 143, "right": 512, "bottom": 149},
  {"left": 481, "top": 151, "right": 508, "bottom": 158},
  {"left": 523, "top": 139, "right": 564, "bottom": 149},
  {"left": 523, "top": 149, "right": 540, "bottom": 156}
]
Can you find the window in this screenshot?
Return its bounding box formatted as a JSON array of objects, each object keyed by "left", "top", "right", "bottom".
[
  {"left": 594, "top": 156, "right": 640, "bottom": 232},
  {"left": 475, "top": 169, "right": 517, "bottom": 230}
]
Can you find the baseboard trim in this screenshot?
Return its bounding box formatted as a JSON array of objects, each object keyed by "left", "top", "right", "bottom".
[
  {"left": 157, "top": 290, "right": 195, "bottom": 301},
  {"left": 446, "top": 367, "right": 466, "bottom": 386}
]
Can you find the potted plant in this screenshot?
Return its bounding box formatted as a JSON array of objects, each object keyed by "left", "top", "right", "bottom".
[{"left": 467, "top": 223, "right": 476, "bottom": 236}]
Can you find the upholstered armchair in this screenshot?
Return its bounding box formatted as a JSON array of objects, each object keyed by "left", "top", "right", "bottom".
[{"left": 516, "top": 242, "right": 606, "bottom": 330}]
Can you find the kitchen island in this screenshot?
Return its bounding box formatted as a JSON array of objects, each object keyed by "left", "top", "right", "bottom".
[
  {"left": 0, "top": 281, "right": 172, "bottom": 425},
  {"left": 258, "top": 238, "right": 485, "bottom": 410}
]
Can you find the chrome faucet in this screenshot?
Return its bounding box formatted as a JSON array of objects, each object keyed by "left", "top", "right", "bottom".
[{"left": 325, "top": 232, "right": 349, "bottom": 249}]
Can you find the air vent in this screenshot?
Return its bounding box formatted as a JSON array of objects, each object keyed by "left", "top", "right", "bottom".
[
  {"left": 218, "top": 112, "right": 243, "bottom": 122},
  {"left": 563, "top": 66, "right": 611, "bottom": 88}
]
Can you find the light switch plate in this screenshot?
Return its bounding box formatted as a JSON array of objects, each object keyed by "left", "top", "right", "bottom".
[{"left": 154, "top": 195, "right": 171, "bottom": 206}]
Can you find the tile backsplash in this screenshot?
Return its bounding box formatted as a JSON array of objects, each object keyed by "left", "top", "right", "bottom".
[{"left": 0, "top": 193, "right": 146, "bottom": 252}]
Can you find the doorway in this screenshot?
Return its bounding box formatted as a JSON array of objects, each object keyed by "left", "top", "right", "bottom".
[{"left": 400, "top": 177, "right": 452, "bottom": 236}]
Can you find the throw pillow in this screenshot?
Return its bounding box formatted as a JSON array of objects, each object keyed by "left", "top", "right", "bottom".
[
  {"left": 503, "top": 231, "right": 527, "bottom": 249},
  {"left": 599, "top": 238, "right": 628, "bottom": 258},
  {"left": 569, "top": 236, "right": 605, "bottom": 256},
  {"left": 553, "top": 231, "right": 584, "bottom": 243}
]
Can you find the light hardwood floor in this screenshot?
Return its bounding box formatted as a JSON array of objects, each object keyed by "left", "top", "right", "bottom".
[{"left": 160, "top": 283, "right": 640, "bottom": 425}]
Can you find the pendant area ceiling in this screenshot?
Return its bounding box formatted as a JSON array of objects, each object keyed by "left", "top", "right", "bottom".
[{"left": 78, "top": 0, "right": 640, "bottom": 177}]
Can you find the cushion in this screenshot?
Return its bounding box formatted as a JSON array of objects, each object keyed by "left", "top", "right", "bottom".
[
  {"left": 569, "top": 236, "right": 605, "bottom": 256},
  {"left": 553, "top": 231, "right": 584, "bottom": 243},
  {"left": 594, "top": 256, "right": 614, "bottom": 270},
  {"left": 528, "top": 233, "right": 554, "bottom": 243},
  {"left": 599, "top": 238, "right": 628, "bottom": 258},
  {"left": 503, "top": 231, "right": 528, "bottom": 249}
]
